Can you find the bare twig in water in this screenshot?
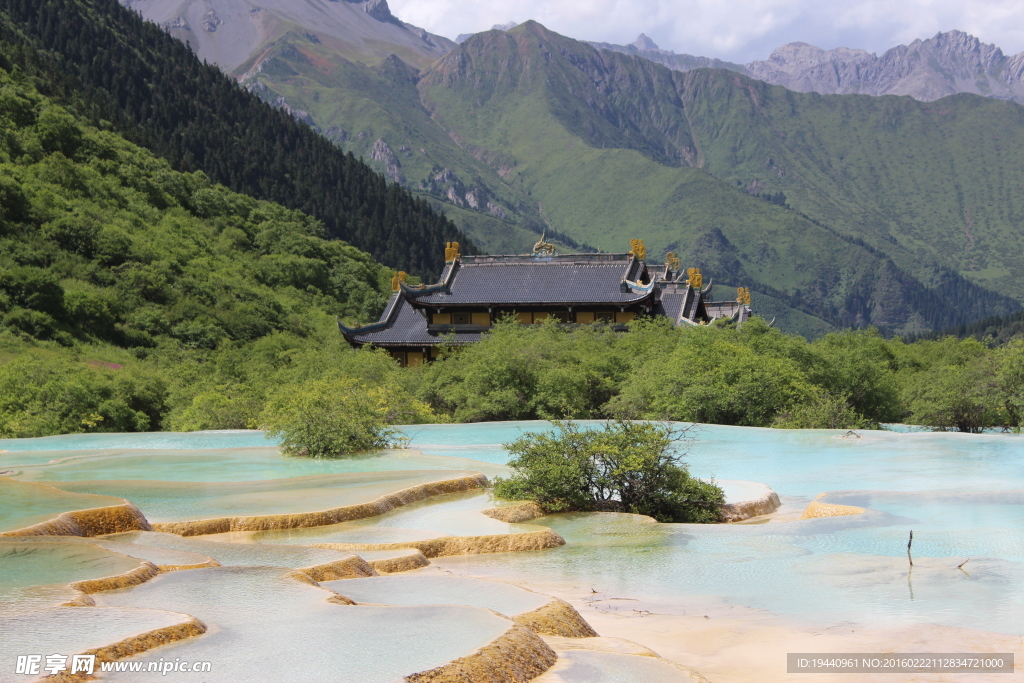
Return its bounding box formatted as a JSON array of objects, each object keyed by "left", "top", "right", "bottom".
[{"left": 907, "top": 530, "right": 914, "bottom": 567}]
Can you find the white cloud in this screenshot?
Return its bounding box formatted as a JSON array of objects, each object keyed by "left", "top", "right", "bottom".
[{"left": 388, "top": 0, "right": 1024, "bottom": 62}]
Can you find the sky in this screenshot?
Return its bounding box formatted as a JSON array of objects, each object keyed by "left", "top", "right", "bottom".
[{"left": 387, "top": 0, "right": 1024, "bottom": 63}]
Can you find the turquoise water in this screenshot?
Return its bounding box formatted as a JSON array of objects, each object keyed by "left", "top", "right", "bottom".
[
  {"left": 0, "top": 541, "right": 142, "bottom": 602},
  {"left": 0, "top": 430, "right": 276, "bottom": 453},
  {"left": 5, "top": 422, "right": 1024, "bottom": 640},
  {"left": 0, "top": 478, "right": 126, "bottom": 533},
  {"left": 403, "top": 421, "right": 1024, "bottom": 496},
  {"left": 9, "top": 448, "right": 506, "bottom": 482},
  {"left": 47, "top": 470, "right": 480, "bottom": 523}
]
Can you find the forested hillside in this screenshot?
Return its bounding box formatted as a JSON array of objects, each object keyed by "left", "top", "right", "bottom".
[
  {"left": 0, "top": 0, "right": 471, "bottom": 278},
  {"left": 0, "top": 60, "right": 411, "bottom": 434}
]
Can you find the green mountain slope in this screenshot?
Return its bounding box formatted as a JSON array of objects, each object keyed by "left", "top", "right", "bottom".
[
  {"left": 233, "top": 33, "right": 576, "bottom": 254},
  {"left": 415, "top": 23, "right": 1019, "bottom": 334},
  {"left": 0, "top": 0, "right": 470, "bottom": 278},
  {"left": 0, "top": 65, "right": 390, "bottom": 351}
]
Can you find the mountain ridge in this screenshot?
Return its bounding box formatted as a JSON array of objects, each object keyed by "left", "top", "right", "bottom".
[
  {"left": 590, "top": 29, "right": 1024, "bottom": 104},
  {"left": 122, "top": 0, "right": 455, "bottom": 70}
]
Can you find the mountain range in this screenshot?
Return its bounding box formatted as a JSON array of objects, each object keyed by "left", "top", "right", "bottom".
[
  {"left": 593, "top": 30, "right": 1024, "bottom": 104},
  {"left": 113, "top": 2, "right": 1024, "bottom": 337}
]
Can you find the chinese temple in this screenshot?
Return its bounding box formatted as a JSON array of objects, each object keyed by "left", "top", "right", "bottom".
[{"left": 339, "top": 237, "right": 754, "bottom": 366}]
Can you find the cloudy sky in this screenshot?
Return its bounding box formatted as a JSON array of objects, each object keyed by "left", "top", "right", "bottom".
[{"left": 388, "top": 0, "right": 1024, "bottom": 63}]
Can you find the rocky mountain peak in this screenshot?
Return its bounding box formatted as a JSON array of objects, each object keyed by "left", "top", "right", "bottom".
[
  {"left": 362, "top": 0, "right": 394, "bottom": 23},
  {"left": 632, "top": 33, "right": 659, "bottom": 51}
]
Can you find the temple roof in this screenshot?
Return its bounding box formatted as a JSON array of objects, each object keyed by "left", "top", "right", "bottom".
[
  {"left": 338, "top": 293, "right": 483, "bottom": 347},
  {"left": 404, "top": 253, "right": 653, "bottom": 307},
  {"left": 653, "top": 282, "right": 709, "bottom": 326}
]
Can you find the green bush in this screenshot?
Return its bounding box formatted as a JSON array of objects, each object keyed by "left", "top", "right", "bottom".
[
  {"left": 0, "top": 355, "right": 164, "bottom": 437},
  {"left": 493, "top": 420, "right": 725, "bottom": 523},
  {"left": 260, "top": 377, "right": 398, "bottom": 457}
]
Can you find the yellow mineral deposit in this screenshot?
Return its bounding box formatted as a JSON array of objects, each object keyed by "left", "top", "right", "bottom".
[
  {"left": 45, "top": 616, "right": 208, "bottom": 683},
  {"left": 70, "top": 560, "right": 161, "bottom": 594},
  {"left": 405, "top": 623, "right": 557, "bottom": 683},
  {"left": 314, "top": 527, "right": 566, "bottom": 558},
  {"left": 512, "top": 597, "right": 599, "bottom": 638},
  {"left": 482, "top": 501, "right": 546, "bottom": 523},
  {"left": 290, "top": 555, "right": 379, "bottom": 582},
  {"left": 800, "top": 494, "right": 867, "bottom": 519},
  {"left": 151, "top": 473, "right": 488, "bottom": 536},
  {"left": 0, "top": 499, "right": 151, "bottom": 536},
  {"left": 365, "top": 548, "right": 431, "bottom": 574}
]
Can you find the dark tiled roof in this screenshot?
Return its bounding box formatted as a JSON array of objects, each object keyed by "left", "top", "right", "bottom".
[
  {"left": 653, "top": 287, "right": 686, "bottom": 322},
  {"left": 705, "top": 302, "right": 753, "bottom": 324},
  {"left": 407, "top": 254, "right": 653, "bottom": 306},
  {"left": 340, "top": 294, "right": 481, "bottom": 347}
]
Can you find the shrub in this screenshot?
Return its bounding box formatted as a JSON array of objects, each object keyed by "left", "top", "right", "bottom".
[
  {"left": 493, "top": 420, "right": 724, "bottom": 523},
  {"left": 260, "top": 377, "right": 401, "bottom": 457}
]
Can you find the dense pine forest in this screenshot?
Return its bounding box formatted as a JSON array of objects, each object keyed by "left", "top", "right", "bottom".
[{"left": 0, "top": 0, "right": 471, "bottom": 278}]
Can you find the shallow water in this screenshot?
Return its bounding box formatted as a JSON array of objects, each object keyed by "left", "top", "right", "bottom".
[
  {"left": 101, "top": 531, "right": 357, "bottom": 568},
  {"left": 0, "top": 541, "right": 142, "bottom": 605},
  {"left": 1, "top": 536, "right": 211, "bottom": 571},
  {"left": 0, "top": 478, "right": 126, "bottom": 533},
  {"left": 9, "top": 447, "right": 506, "bottom": 482},
  {"left": 3, "top": 420, "right": 1023, "bottom": 678},
  {"left": 94, "top": 566, "right": 514, "bottom": 682},
  {"left": 400, "top": 421, "right": 1024, "bottom": 496},
  {"left": 1, "top": 605, "right": 193, "bottom": 678},
  {"left": 323, "top": 573, "right": 551, "bottom": 616},
  {"left": 229, "top": 489, "right": 539, "bottom": 547},
  {"left": 537, "top": 649, "right": 695, "bottom": 682},
  {"left": 46, "top": 470, "right": 480, "bottom": 523},
  {"left": 0, "top": 430, "right": 276, "bottom": 453}
]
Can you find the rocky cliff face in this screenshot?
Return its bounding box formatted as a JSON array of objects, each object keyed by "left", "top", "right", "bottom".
[{"left": 747, "top": 31, "right": 1024, "bottom": 103}]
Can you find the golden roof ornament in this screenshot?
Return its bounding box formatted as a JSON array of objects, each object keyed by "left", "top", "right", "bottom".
[
  {"left": 390, "top": 271, "right": 408, "bottom": 291},
  {"left": 665, "top": 252, "right": 681, "bottom": 272},
  {"left": 532, "top": 231, "right": 556, "bottom": 256},
  {"left": 686, "top": 267, "right": 702, "bottom": 289},
  {"left": 444, "top": 241, "right": 461, "bottom": 262},
  {"left": 736, "top": 287, "right": 751, "bottom": 305},
  {"left": 629, "top": 238, "right": 647, "bottom": 259}
]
